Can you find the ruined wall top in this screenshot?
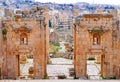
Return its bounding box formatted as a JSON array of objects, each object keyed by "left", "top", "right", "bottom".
[
  {"left": 74, "top": 13, "right": 114, "bottom": 31},
  {"left": 2, "top": 6, "right": 48, "bottom": 21},
  {"left": 82, "top": 14, "right": 113, "bottom": 18}
]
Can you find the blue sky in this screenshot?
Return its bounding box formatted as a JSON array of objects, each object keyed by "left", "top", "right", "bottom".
[{"left": 35, "top": 0, "right": 120, "bottom": 5}]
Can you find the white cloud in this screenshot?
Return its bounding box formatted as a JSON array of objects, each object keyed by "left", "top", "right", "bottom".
[{"left": 35, "top": 0, "right": 120, "bottom": 5}]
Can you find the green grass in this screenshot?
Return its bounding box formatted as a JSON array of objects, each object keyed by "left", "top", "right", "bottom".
[{"left": 49, "top": 43, "right": 61, "bottom": 54}]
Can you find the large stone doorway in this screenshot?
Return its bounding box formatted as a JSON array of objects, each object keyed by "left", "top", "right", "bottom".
[
  {"left": 73, "top": 14, "right": 116, "bottom": 79},
  {"left": 1, "top": 16, "right": 48, "bottom": 79}
]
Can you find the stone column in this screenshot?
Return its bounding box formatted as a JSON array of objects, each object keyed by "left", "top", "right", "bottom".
[
  {"left": 33, "top": 17, "right": 47, "bottom": 79},
  {"left": 101, "top": 53, "right": 114, "bottom": 78},
  {"left": 74, "top": 25, "right": 88, "bottom": 78},
  {"left": 0, "top": 20, "right": 3, "bottom": 79}
]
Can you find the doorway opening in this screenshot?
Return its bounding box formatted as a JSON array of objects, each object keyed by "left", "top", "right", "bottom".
[
  {"left": 18, "top": 54, "right": 34, "bottom": 79},
  {"left": 47, "top": 35, "right": 74, "bottom": 79},
  {"left": 87, "top": 54, "right": 102, "bottom": 79}
]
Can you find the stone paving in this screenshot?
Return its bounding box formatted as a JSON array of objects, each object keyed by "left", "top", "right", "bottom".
[
  {"left": 47, "top": 58, "right": 74, "bottom": 79},
  {"left": 50, "top": 58, "right": 73, "bottom": 64},
  {"left": 20, "top": 59, "right": 33, "bottom": 76},
  {"left": 47, "top": 58, "right": 102, "bottom": 79},
  {"left": 20, "top": 58, "right": 102, "bottom": 79},
  {"left": 87, "top": 60, "right": 102, "bottom": 79}
]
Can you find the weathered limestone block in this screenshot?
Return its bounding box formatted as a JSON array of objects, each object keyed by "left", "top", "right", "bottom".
[{"left": 20, "top": 55, "right": 27, "bottom": 64}]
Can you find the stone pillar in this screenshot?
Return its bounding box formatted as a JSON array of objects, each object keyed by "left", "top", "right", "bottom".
[
  {"left": 0, "top": 20, "right": 2, "bottom": 79},
  {"left": 34, "top": 18, "right": 47, "bottom": 79},
  {"left": 45, "top": 21, "right": 49, "bottom": 76},
  {"left": 113, "top": 53, "right": 120, "bottom": 79},
  {"left": 101, "top": 53, "right": 114, "bottom": 78},
  {"left": 14, "top": 54, "right": 20, "bottom": 78},
  {"left": 74, "top": 25, "right": 88, "bottom": 78},
  {"left": 1, "top": 37, "right": 7, "bottom": 79},
  {"left": 4, "top": 28, "right": 17, "bottom": 79},
  {"left": 75, "top": 53, "right": 87, "bottom": 77}
]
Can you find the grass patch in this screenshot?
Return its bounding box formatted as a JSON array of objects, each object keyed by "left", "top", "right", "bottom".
[{"left": 49, "top": 43, "right": 61, "bottom": 54}]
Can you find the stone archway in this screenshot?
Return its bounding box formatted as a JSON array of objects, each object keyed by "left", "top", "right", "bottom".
[
  {"left": 1, "top": 16, "right": 49, "bottom": 79},
  {"left": 73, "top": 14, "right": 117, "bottom": 79}
]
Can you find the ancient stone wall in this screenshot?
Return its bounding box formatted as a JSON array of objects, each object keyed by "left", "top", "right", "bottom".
[
  {"left": 74, "top": 14, "right": 120, "bottom": 79},
  {"left": 0, "top": 16, "right": 49, "bottom": 79}
]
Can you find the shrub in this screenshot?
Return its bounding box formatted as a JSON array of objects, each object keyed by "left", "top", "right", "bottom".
[
  {"left": 92, "top": 29, "right": 103, "bottom": 35},
  {"left": 2, "top": 29, "right": 7, "bottom": 40},
  {"left": 43, "top": 73, "right": 49, "bottom": 79},
  {"left": 58, "top": 74, "right": 66, "bottom": 79},
  {"left": 49, "top": 43, "right": 60, "bottom": 55},
  {"left": 109, "top": 77, "right": 116, "bottom": 79},
  {"left": 100, "top": 75, "right": 106, "bottom": 79},
  {"left": 2, "top": 29, "right": 7, "bottom": 35},
  {"left": 88, "top": 57, "right": 95, "bottom": 60},
  {"left": 74, "top": 75, "right": 79, "bottom": 79},
  {"left": 53, "top": 43, "right": 60, "bottom": 46}
]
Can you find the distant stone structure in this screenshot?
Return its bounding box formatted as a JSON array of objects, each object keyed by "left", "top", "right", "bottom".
[
  {"left": 73, "top": 9, "right": 79, "bottom": 18},
  {"left": 49, "top": 11, "right": 74, "bottom": 42},
  {"left": 49, "top": 32, "right": 59, "bottom": 43},
  {"left": 74, "top": 12, "right": 120, "bottom": 79},
  {"left": 4, "top": 8, "right": 14, "bottom": 18},
  {"left": 0, "top": 6, "right": 49, "bottom": 79}
]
